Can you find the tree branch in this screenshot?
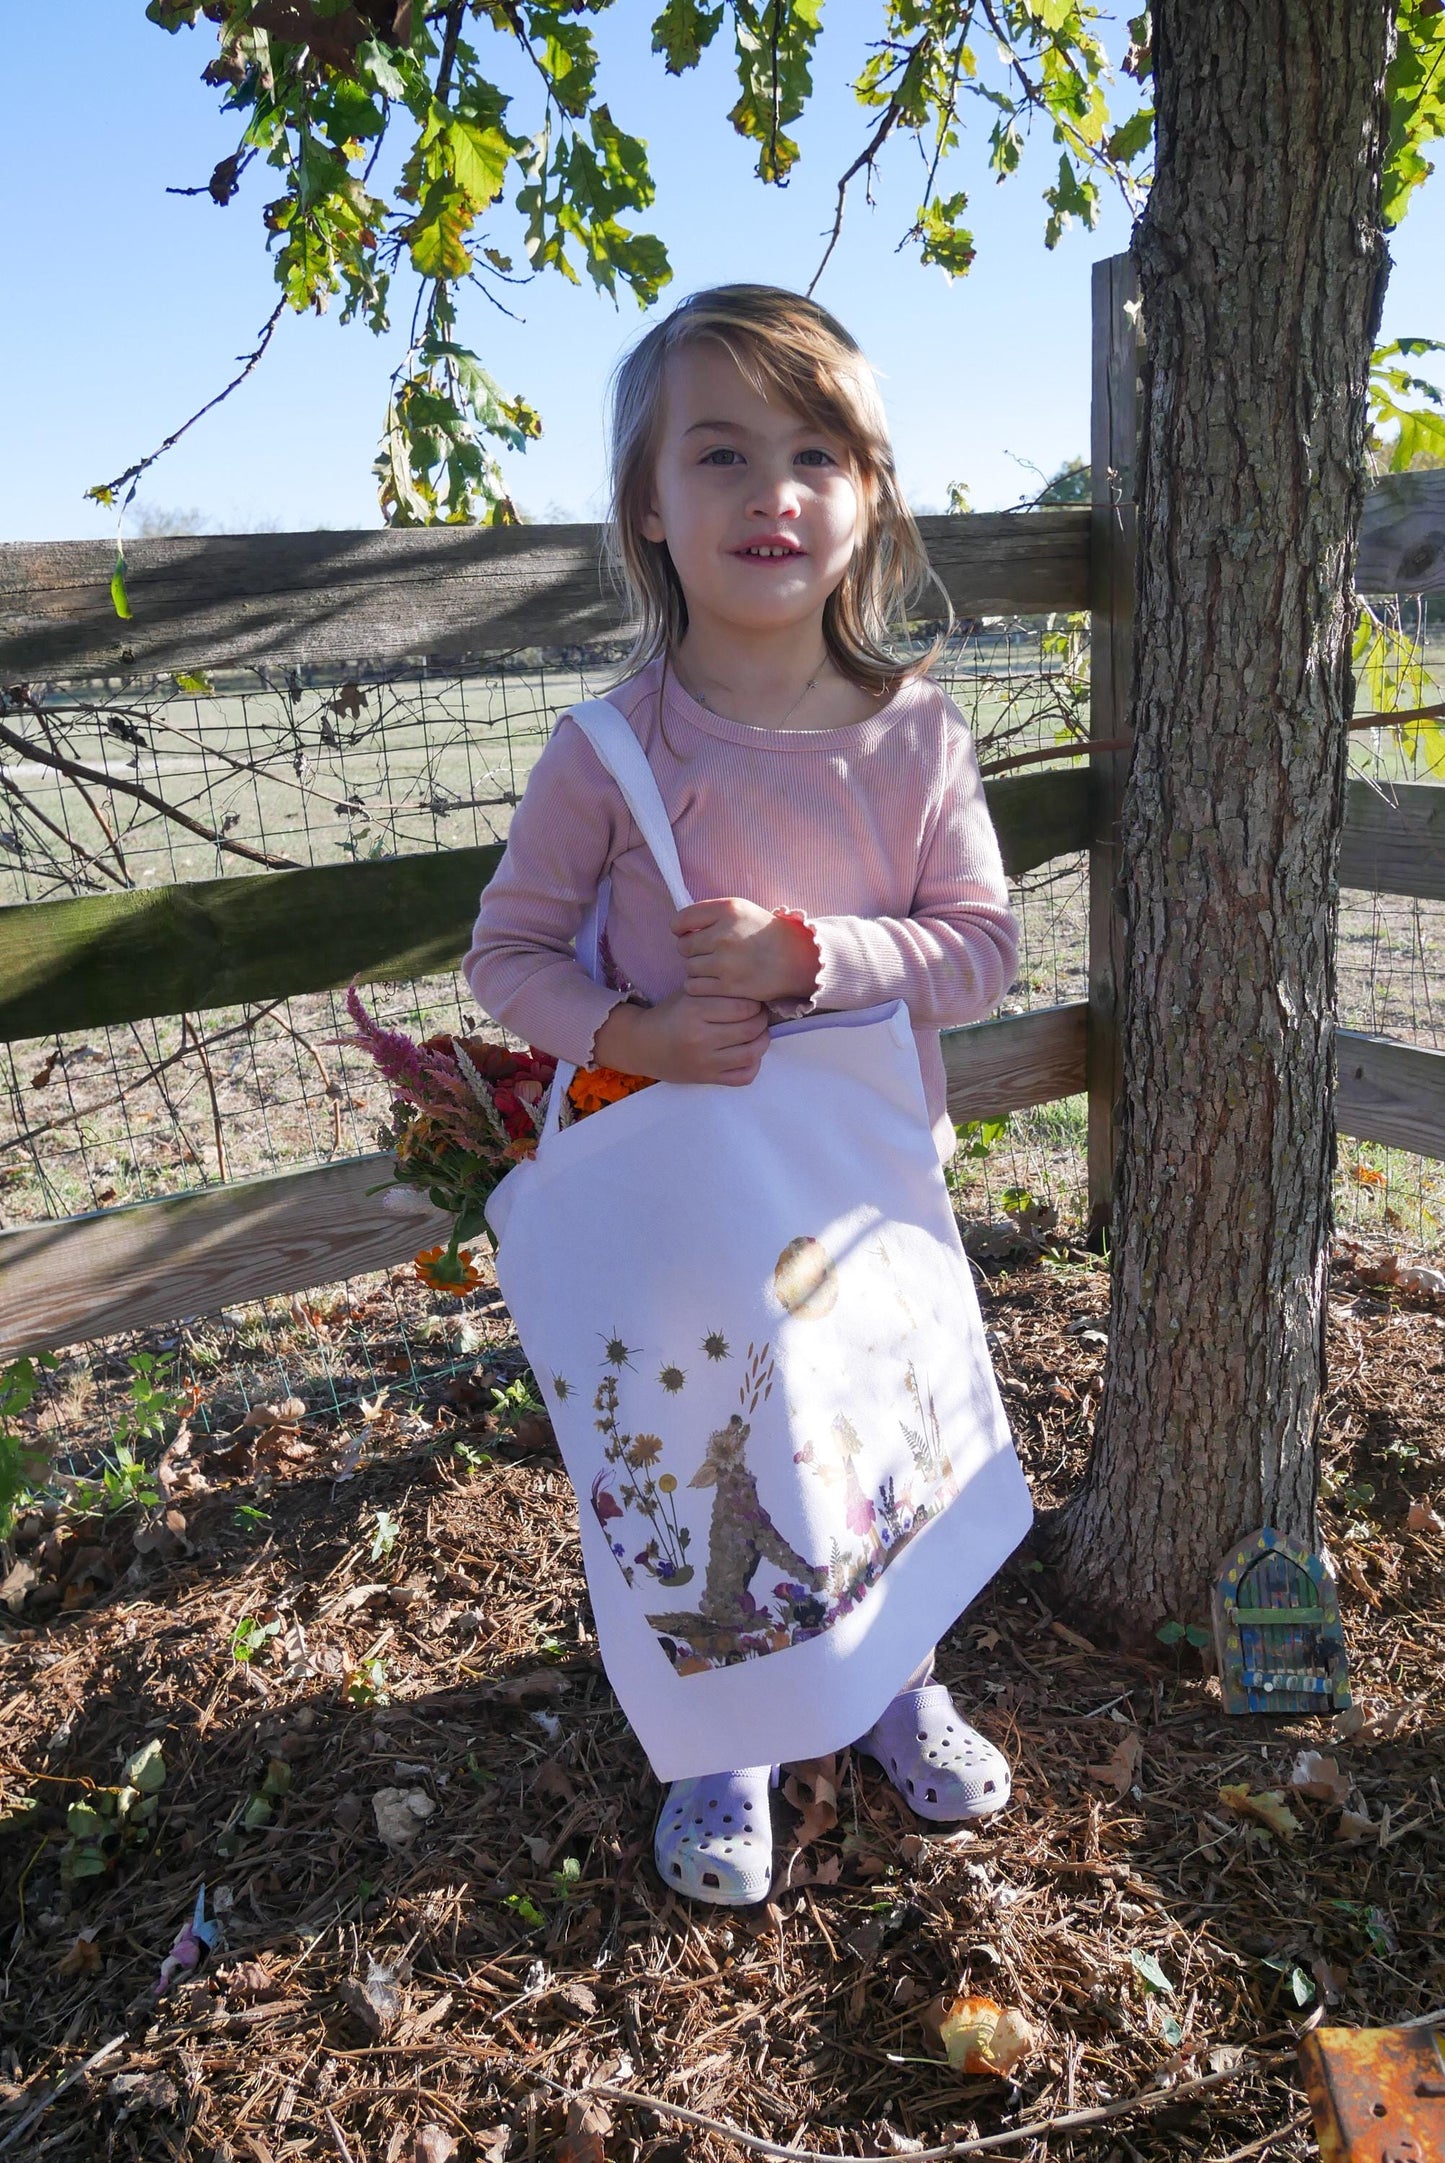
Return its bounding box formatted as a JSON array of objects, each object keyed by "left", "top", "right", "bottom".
[
  {"left": 808, "top": 91, "right": 911, "bottom": 295},
  {"left": 88, "top": 299, "right": 287, "bottom": 514},
  {"left": 0, "top": 703, "right": 301, "bottom": 873},
  {"left": 0, "top": 770, "right": 129, "bottom": 892}
]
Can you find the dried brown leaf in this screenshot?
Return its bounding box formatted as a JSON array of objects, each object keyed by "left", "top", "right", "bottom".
[
  {"left": 413, "top": 2129, "right": 457, "bottom": 2163},
  {"left": 342, "top": 1955, "right": 404, "bottom": 2040},
  {"left": 783, "top": 1755, "right": 839, "bottom": 1847},
  {"left": 217, "top": 1958, "right": 280, "bottom": 2002},
  {"left": 56, "top": 1929, "right": 102, "bottom": 1976},
  {"left": 1407, "top": 1498, "right": 1444, "bottom": 1535},
  {"left": 1289, "top": 1750, "right": 1352, "bottom": 1807},
  {"left": 556, "top": 2094, "right": 612, "bottom": 2163},
  {"left": 1085, "top": 1730, "right": 1143, "bottom": 1795}
]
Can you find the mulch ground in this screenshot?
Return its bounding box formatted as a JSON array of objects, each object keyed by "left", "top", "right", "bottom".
[{"left": 1, "top": 1245, "right": 1442, "bottom": 2163}]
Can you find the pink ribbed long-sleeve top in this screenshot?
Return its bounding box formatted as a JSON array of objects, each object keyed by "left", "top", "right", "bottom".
[{"left": 462, "top": 656, "right": 1018, "bottom": 1160}]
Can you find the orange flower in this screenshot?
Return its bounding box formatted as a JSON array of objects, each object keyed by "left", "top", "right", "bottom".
[
  {"left": 568, "top": 1064, "right": 656, "bottom": 1118},
  {"left": 414, "top": 1243, "right": 485, "bottom": 1295}
]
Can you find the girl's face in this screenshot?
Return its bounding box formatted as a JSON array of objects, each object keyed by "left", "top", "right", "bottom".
[{"left": 639, "top": 341, "right": 864, "bottom": 637}]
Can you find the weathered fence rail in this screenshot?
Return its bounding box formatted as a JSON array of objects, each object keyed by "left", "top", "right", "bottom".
[
  {"left": 0, "top": 513, "right": 1089, "bottom": 681},
  {"left": 1, "top": 249, "right": 1443, "bottom": 1366}
]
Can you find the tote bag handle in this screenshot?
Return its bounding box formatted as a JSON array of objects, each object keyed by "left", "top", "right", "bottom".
[{"left": 539, "top": 698, "right": 695, "bottom": 1143}]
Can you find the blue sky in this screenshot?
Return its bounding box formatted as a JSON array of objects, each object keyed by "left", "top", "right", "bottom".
[{"left": 3, "top": 4, "right": 1441, "bottom": 541}]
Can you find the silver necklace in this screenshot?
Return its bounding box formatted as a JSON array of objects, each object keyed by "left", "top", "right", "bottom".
[{"left": 686, "top": 655, "right": 830, "bottom": 728}]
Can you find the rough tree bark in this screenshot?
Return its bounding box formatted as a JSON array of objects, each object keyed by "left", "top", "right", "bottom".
[{"left": 1049, "top": 0, "right": 1396, "bottom": 1638}]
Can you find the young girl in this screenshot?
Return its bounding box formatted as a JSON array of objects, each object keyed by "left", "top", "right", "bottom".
[{"left": 464, "top": 284, "right": 1029, "bottom": 1907}]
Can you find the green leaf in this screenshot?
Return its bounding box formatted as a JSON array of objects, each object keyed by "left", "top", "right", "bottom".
[
  {"left": 122, "top": 1738, "right": 167, "bottom": 1795},
  {"left": 261, "top": 1757, "right": 292, "bottom": 1798},
  {"left": 66, "top": 1803, "right": 107, "bottom": 1839},
  {"left": 242, "top": 1794, "right": 274, "bottom": 1830},
  {"left": 172, "top": 671, "right": 214, "bottom": 696},
  {"left": 917, "top": 191, "right": 975, "bottom": 280},
  {"left": 1105, "top": 106, "right": 1154, "bottom": 164},
  {"left": 405, "top": 181, "right": 474, "bottom": 278},
  {"left": 1129, "top": 1949, "right": 1174, "bottom": 1996},
  {"left": 446, "top": 115, "right": 511, "bottom": 211},
  {"left": 110, "top": 552, "right": 132, "bottom": 622},
  {"left": 652, "top": 0, "right": 725, "bottom": 73}
]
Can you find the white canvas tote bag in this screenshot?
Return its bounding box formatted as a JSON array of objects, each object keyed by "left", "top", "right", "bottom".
[{"left": 485, "top": 699, "right": 1033, "bottom": 1780}]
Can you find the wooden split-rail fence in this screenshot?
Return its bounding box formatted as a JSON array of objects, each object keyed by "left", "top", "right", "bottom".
[{"left": 1, "top": 255, "right": 1443, "bottom": 1365}]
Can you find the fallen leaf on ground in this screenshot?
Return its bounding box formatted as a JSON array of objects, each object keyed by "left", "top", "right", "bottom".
[
  {"left": 557, "top": 2094, "right": 613, "bottom": 2163},
  {"left": 783, "top": 1756, "right": 839, "bottom": 1846},
  {"left": 56, "top": 1928, "right": 102, "bottom": 1976},
  {"left": 1407, "top": 1498, "right": 1443, "bottom": 1535},
  {"left": 1336, "top": 1808, "right": 1378, "bottom": 1844},
  {"left": 0, "top": 1560, "right": 38, "bottom": 1612},
  {"left": 473, "top": 2134, "right": 509, "bottom": 2163},
  {"left": 936, "top": 1994, "right": 1039, "bottom": 2075},
  {"left": 107, "top": 2070, "right": 180, "bottom": 2114},
  {"left": 1085, "top": 1731, "right": 1143, "bottom": 1795},
  {"left": 372, "top": 1787, "right": 436, "bottom": 1849},
  {"left": 1289, "top": 1751, "right": 1352, "bottom": 1806},
  {"left": 413, "top": 2128, "right": 457, "bottom": 2163},
  {"left": 342, "top": 1954, "right": 404, "bottom": 2040},
  {"left": 1335, "top": 1697, "right": 1420, "bottom": 1746},
  {"left": 1219, "top": 1784, "right": 1301, "bottom": 1840},
  {"left": 216, "top": 1958, "right": 280, "bottom": 2002},
  {"left": 491, "top": 1670, "right": 566, "bottom": 1704},
  {"left": 780, "top": 1850, "right": 843, "bottom": 1890},
  {"left": 532, "top": 1759, "right": 578, "bottom": 1806}
]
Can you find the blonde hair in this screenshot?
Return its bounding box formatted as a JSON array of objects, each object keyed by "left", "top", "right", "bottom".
[{"left": 603, "top": 283, "right": 951, "bottom": 697}]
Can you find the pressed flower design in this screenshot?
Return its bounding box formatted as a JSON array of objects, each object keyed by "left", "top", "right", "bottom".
[{"left": 582, "top": 1308, "right": 965, "bottom": 1676}]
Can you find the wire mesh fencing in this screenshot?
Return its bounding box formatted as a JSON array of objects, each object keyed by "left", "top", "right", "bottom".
[
  {"left": 0, "top": 623, "right": 1088, "bottom": 1450},
  {"left": 2, "top": 610, "right": 1441, "bottom": 1461}
]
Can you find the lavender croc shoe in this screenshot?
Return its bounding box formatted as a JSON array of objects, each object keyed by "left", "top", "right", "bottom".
[
  {"left": 654, "top": 1766, "right": 775, "bottom": 1906},
  {"left": 856, "top": 1684, "right": 1011, "bottom": 1822}
]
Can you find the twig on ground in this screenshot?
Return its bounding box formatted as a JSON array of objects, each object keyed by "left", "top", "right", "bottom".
[
  {"left": 0, "top": 2034, "right": 127, "bottom": 2155},
  {"left": 544, "top": 2048, "right": 1299, "bottom": 2163},
  {"left": 1211, "top": 2109, "right": 1314, "bottom": 2163}
]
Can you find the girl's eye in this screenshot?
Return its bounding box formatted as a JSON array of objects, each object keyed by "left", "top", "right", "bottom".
[
  {"left": 700, "top": 447, "right": 743, "bottom": 466},
  {"left": 797, "top": 447, "right": 838, "bottom": 467}
]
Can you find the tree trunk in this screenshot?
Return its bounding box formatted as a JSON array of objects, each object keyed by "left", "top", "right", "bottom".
[{"left": 1049, "top": 0, "right": 1395, "bottom": 1639}]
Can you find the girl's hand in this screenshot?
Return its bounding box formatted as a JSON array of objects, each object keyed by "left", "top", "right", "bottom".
[
  {"left": 673, "top": 898, "right": 819, "bottom": 1004},
  {"left": 591, "top": 989, "right": 771, "bottom": 1086}
]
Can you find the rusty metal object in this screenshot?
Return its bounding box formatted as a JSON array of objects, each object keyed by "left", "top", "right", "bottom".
[{"left": 1298, "top": 2023, "right": 1445, "bottom": 2161}]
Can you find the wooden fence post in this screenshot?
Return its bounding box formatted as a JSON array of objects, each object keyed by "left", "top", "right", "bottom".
[{"left": 1087, "top": 252, "right": 1143, "bottom": 1233}]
